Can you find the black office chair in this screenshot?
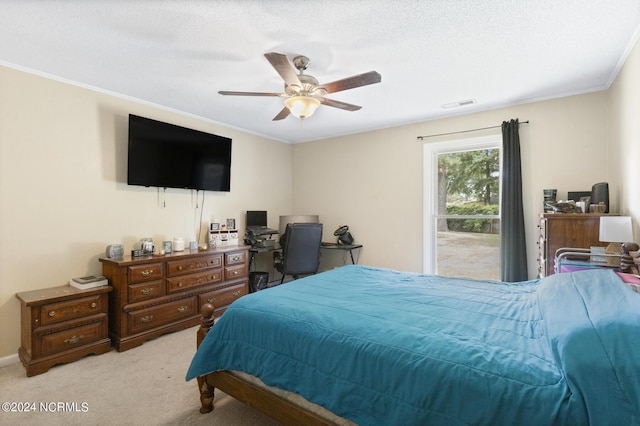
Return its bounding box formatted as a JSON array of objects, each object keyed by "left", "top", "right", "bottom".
[{"left": 273, "top": 223, "right": 323, "bottom": 284}]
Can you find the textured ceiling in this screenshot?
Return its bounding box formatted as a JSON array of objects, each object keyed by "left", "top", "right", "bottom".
[{"left": 1, "top": 1, "right": 639, "bottom": 143}]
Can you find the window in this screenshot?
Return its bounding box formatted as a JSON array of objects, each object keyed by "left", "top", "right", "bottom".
[{"left": 423, "top": 135, "right": 501, "bottom": 279}]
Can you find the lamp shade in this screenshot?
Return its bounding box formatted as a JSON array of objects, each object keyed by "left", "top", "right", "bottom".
[
  {"left": 284, "top": 96, "right": 320, "bottom": 119},
  {"left": 599, "top": 216, "right": 633, "bottom": 243}
]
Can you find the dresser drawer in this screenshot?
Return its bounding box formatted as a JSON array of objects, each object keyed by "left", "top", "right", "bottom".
[
  {"left": 128, "top": 280, "right": 164, "bottom": 303},
  {"left": 128, "top": 263, "right": 164, "bottom": 284},
  {"left": 127, "top": 297, "right": 197, "bottom": 334},
  {"left": 225, "top": 251, "right": 247, "bottom": 266},
  {"left": 40, "top": 317, "right": 108, "bottom": 357},
  {"left": 199, "top": 280, "right": 247, "bottom": 316},
  {"left": 166, "top": 255, "right": 223, "bottom": 276},
  {"left": 166, "top": 269, "right": 223, "bottom": 293},
  {"left": 40, "top": 294, "right": 107, "bottom": 326},
  {"left": 225, "top": 264, "right": 247, "bottom": 280}
]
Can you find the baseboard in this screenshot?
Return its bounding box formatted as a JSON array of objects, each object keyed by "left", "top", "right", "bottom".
[{"left": 0, "top": 353, "right": 19, "bottom": 367}]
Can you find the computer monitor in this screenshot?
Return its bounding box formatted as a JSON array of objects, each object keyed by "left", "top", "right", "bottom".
[
  {"left": 246, "top": 211, "right": 268, "bottom": 227},
  {"left": 278, "top": 215, "right": 320, "bottom": 235}
]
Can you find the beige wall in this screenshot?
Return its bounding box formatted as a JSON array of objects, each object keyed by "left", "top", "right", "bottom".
[
  {"left": 1, "top": 37, "right": 638, "bottom": 360},
  {"left": 294, "top": 91, "right": 613, "bottom": 276},
  {"left": 0, "top": 66, "right": 293, "bottom": 358},
  {"left": 608, "top": 37, "right": 640, "bottom": 237},
  {"left": 294, "top": 34, "right": 639, "bottom": 277}
]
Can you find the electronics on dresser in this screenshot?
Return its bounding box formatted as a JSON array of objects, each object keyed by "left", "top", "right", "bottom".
[
  {"left": 567, "top": 191, "right": 591, "bottom": 202},
  {"left": 246, "top": 210, "right": 279, "bottom": 235},
  {"left": 334, "top": 225, "right": 354, "bottom": 245},
  {"left": 105, "top": 244, "right": 124, "bottom": 259},
  {"left": 127, "top": 114, "right": 232, "bottom": 192},
  {"left": 591, "top": 182, "right": 609, "bottom": 213}
]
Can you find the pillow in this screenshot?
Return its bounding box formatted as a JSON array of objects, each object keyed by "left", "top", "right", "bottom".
[{"left": 615, "top": 271, "right": 640, "bottom": 294}]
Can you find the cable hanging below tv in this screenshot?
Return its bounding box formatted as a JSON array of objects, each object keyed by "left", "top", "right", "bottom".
[{"left": 127, "top": 114, "right": 232, "bottom": 192}]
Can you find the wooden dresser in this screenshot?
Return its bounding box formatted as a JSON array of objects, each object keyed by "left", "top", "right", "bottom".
[
  {"left": 15, "top": 285, "right": 112, "bottom": 376},
  {"left": 537, "top": 213, "right": 614, "bottom": 277},
  {"left": 100, "top": 246, "right": 249, "bottom": 352}
]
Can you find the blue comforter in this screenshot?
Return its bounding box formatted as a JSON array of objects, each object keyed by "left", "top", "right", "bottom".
[{"left": 186, "top": 265, "right": 640, "bottom": 425}]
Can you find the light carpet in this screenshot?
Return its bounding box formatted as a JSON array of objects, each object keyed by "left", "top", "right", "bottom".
[{"left": 0, "top": 325, "right": 280, "bottom": 425}]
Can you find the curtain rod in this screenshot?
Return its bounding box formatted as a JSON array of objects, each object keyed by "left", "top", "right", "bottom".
[{"left": 416, "top": 120, "right": 529, "bottom": 140}]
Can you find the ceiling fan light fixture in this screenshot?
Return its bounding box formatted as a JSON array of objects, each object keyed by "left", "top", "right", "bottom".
[{"left": 284, "top": 96, "right": 321, "bottom": 119}]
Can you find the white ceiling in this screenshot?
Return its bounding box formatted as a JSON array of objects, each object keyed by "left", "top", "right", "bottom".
[{"left": 1, "top": 1, "right": 639, "bottom": 143}]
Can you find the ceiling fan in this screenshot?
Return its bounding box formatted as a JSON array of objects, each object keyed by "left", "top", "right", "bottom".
[{"left": 218, "top": 52, "right": 382, "bottom": 121}]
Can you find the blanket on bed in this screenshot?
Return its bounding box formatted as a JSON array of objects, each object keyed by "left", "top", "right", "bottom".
[{"left": 186, "top": 265, "right": 640, "bottom": 425}]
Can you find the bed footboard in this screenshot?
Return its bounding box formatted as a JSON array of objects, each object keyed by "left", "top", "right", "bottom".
[
  {"left": 196, "top": 303, "right": 216, "bottom": 414},
  {"left": 193, "top": 303, "right": 344, "bottom": 425}
]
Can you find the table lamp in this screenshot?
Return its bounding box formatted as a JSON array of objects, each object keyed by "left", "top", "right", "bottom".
[{"left": 599, "top": 216, "right": 633, "bottom": 265}]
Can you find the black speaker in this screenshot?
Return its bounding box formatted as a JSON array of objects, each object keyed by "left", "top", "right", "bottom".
[{"left": 591, "top": 182, "right": 609, "bottom": 213}]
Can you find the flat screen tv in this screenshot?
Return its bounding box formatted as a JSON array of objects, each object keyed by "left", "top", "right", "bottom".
[{"left": 127, "top": 114, "right": 232, "bottom": 192}]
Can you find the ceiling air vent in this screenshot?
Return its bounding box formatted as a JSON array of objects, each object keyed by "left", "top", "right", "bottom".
[{"left": 441, "top": 99, "right": 477, "bottom": 109}]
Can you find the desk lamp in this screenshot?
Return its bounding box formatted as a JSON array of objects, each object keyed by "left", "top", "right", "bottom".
[{"left": 599, "top": 216, "right": 633, "bottom": 265}]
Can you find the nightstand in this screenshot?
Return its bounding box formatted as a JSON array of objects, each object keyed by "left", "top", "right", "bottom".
[{"left": 15, "top": 284, "right": 112, "bottom": 377}]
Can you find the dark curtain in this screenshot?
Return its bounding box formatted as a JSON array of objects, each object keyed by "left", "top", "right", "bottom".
[{"left": 500, "top": 119, "right": 528, "bottom": 282}]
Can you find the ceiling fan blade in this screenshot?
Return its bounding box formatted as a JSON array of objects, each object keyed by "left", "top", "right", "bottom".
[
  {"left": 319, "top": 97, "right": 362, "bottom": 111},
  {"left": 321, "top": 71, "right": 382, "bottom": 94},
  {"left": 218, "top": 90, "right": 283, "bottom": 97},
  {"left": 272, "top": 107, "right": 291, "bottom": 121},
  {"left": 264, "top": 52, "right": 301, "bottom": 87}
]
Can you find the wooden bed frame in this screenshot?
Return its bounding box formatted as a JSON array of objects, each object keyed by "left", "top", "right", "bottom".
[{"left": 195, "top": 303, "right": 343, "bottom": 426}]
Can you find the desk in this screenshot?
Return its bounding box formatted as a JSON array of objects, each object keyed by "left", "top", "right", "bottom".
[
  {"left": 321, "top": 242, "right": 363, "bottom": 264},
  {"left": 249, "top": 244, "right": 281, "bottom": 271},
  {"left": 249, "top": 242, "right": 363, "bottom": 270}
]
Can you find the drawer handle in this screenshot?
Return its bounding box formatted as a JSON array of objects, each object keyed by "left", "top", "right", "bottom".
[
  {"left": 141, "top": 288, "right": 153, "bottom": 295},
  {"left": 48, "top": 311, "right": 56, "bottom": 317},
  {"left": 207, "top": 297, "right": 216, "bottom": 304},
  {"left": 177, "top": 305, "right": 189, "bottom": 313},
  {"left": 64, "top": 335, "right": 83, "bottom": 345},
  {"left": 232, "top": 255, "right": 240, "bottom": 261},
  {"left": 232, "top": 270, "right": 239, "bottom": 276},
  {"left": 90, "top": 302, "right": 97, "bottom": 308},
  {"left": 177, "top": 282, "right": 183, "bottom": 287},
  {"left": 140, "top": 269, "right": 153, "bottom": 277},
  {"left": 178, "top": 265, "right": 183, "bottom": 271},
  {"left": 141, "top": 315, "right": 154, "bottom": 323},
  {"left": 232, "top": 291, "right": 241, "bottom": 297}
]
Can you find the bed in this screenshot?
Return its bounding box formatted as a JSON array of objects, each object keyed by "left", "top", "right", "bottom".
[{"left": 186, "top": 265, "right": 640, "bottom": 425}]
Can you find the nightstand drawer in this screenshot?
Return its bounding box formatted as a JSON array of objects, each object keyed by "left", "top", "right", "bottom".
[
  {"left": 166, "top": 255, "right": 223, "bottom": 276},
  {"left": 128, "top": 297, "right": 197, "bottom": 334},
  {"left": 40, "top": 317, "right": 108, "bottom": 357},
  {"left": 166, "top": 270, "right": 223, "bottom": 293},
  {"left": 128, "top": 280, "right": 164, "bottom": 303},
  {"left": 128, "top": 263, "right": 164, "bottom": 283},
  {"left": 40, "top": 294, "right": 107, "bottom": 326}
]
